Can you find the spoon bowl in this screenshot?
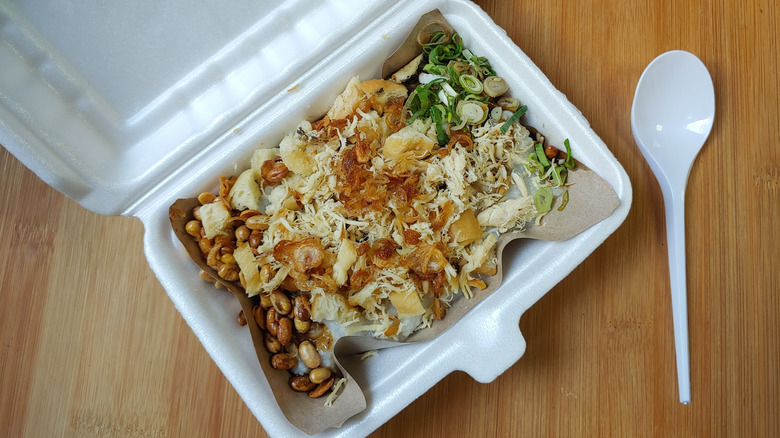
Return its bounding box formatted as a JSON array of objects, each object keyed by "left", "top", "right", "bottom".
[
  {"left": 632, "top": 51, "right": 715, "bottom": 184},
  {"left": 631, "top": 50, "right": 715, "bottom": 404}
]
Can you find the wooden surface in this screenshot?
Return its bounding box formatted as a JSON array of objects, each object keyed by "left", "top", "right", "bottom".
[{"left": 1, "top": 0, "right": 779, "bottom": 436}]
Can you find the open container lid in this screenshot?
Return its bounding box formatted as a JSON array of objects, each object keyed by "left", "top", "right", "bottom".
[
  {"left": 1, "top": 0, "right": 632, "bottom": 436},
  {"left": 0, "top": 0, "right": 400, "bottom": 215}
]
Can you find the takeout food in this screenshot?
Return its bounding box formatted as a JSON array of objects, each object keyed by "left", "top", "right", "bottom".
[{"left": 178, "top": 29, "right": 581, "bottom": 399}]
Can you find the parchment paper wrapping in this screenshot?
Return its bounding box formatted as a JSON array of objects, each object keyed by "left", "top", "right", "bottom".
[{"left": 169, "top": 10, "right": 619, "bottom": 435}]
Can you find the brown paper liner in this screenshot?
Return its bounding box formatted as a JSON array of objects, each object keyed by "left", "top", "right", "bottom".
[
  {"left": 381, "top": 9, "right": 455, "bottom": 79},
  {"left": 168, "top": 10, "right": 620, "bottom": 434},
  {"left": 169, "top": 199, "right": 367, "bottom": 435}
]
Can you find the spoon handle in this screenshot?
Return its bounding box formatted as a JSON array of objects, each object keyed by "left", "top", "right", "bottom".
[{"left": 662, "top": 181, "right": 692, "bottom": 404}]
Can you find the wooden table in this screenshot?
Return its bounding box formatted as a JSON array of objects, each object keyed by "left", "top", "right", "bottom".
[{"left": 2, "top": 0, "right": 778, "bottom": 436}]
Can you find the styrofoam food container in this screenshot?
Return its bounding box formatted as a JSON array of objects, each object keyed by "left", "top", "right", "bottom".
[{"left": 0, "top": 0, "right": 631, "bottom": 435}]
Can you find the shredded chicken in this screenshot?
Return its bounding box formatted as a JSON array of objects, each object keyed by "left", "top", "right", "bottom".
[{"left": 213, "top": 76, "right": 542, "bottom": 340}]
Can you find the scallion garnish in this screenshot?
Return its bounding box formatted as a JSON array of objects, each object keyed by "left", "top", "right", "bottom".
[
  {"left": 459, "top": 74, "right": 483, "bottom": 94},
  {"left": 558, "top": 189, "right": 570, "bottom": 211},
  {"left": 500, "top": 105, "right": 528, "bottom": 134},
  {"left": 483, "top": 76, "right": 509, "bottom": 97},
  {"left": 551, "top": 164, "right": 567, "bottom": 187},
  {"left": 457, "top": 101, "right": 487, "bottom": 125},
  {"left": 563, "top": 138, "right": 575, "bottom": 169},
  {"left": 430, "top": 104, "right": 449, "bottom": 145},
  {"left": 535, "top": 143, "right": 550, "bottom": 168},
  {"left": 534, "top": 186, "right": 554, "bottom": 213}
]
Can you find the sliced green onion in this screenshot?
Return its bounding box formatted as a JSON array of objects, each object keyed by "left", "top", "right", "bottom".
[
  {"left": 430, "top": 104, "right": 449, "bottom": 145},
  {"left": 474, "top": 56, "right": 496, "bottom": 77},
  {"left": 450, "top": 61, "right": 470, "bottom": 74},
  {"left": 419, "top": 72, "right": 448, "bottom": 84},
  {"left": 421, "top": 30, "right": 448, "bottom": 47},
  {"left": 497, "top": 96, "right": 520, "bottom": 111},
  {"left": 563, "top": 138, "right": 575, "bottom": 168},
  {"left": 459, "top": 74, "right": 483, "bottom": 94},
  {"left": 500, "top": 105, "right": 527, "bottom": 134},
  {"left": 525, "top": 153, "right": 544, "bottom": 175},
  {"left": 534, "top": 143, "right": 550, "bottom": 167},
  {"left": 534, "top": 187, "right": 554, "bottom": 213},
  {"left": 407, "top": 106, "right": 427, "bottom": 124},
  {"left": 551, "top": 164, "right": 567, "bottom": 186},
  {"left": 438, "top": 89, "right": 451, "bottom": 106},
  {"left": 483, "top": 76, "right": 508, "bottom": 97},
  {"left": 441, "top": 82, "right": 458, "bottom": 97},
  {"left": 557, "top": 189, "right": 569, "bottom": 211},
  {"left": 457, "top": 101, "right": 487, "bottom": 125},
  {"left": 490, "top": 106, "right": 503, "bottom": 122},
  {"left": 447, "top": 67, "right": 461, "bottom": 90}
]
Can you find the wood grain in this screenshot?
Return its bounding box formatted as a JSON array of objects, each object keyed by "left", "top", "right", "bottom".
[{"left": 1, "top": 0, "right": 778, "bottom": 436}]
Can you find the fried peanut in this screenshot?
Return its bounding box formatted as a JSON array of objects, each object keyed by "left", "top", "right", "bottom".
[
  {"left": 217, "top": 263, "right": 239, "bottom": 282},
  {"left": 239, "top": 209, "right": 262, "bottom": 220},
  {"left": 264, "top": 333, "right": 281, "bottom": 354},
  {"left": 220, "top": 253, "right": 236, "bottom": 265},
  {"left": 259, "top": 264, "right": 274, "bottom": 284},
  {"left": 253, "top": 305, "right": 266, "bottom": 330},
  {"left": 271, "top": 290, "right": 292, "bottom": 315},
  {"left": 308, "top": 377, "right": 335, "bottom": 398},
  {"left": 271, "top": 353, "right": 297, "bottom": 370},
  {"left": 198, "top": 192, "right": 216, "bottom": 205},
  {"left": 289, "top": 375, "right": 316, "bottom": 392},
  {"left": 309, "top": 367, "right": 332, "bottom": 384},
  {"left": 298, "top": 341, "right": 321, "bottom": 369},
  {"left": 276, "top": 317, "right": 293, "bottom": 346},
  {"left": 294, "top": 295, "right": 311, "bottom": 321},
  {"left": 294, "top": 316, "right": 310, "bottom": 334},
  {"left": 544, "top": 145, "right": 559, "bottom": 160},
  {"left": 235, "top": 225, "right": 250, "bottom": 242},
  {"left": 262, "top": 160, "right": 290, "bottom": 185},
  {"left": 249, "top": 230, "right": 263, "bottom": 248},
  {"left": 185, "top": 220, "right": 202, "bottom": 238},
  {"left": 266, "top": 308, "right": 279, "bottom": 337},
  {"left": 259, "top": 293, "right": 273, "bottom": 310},
  {"left": 198, "top": 236, "right": 212, "bottom": 254},
  {"left": 245, "top": 214, "right": 270, "bottom": 231},
  {"left": 198, "top": 269, "right": 214, "bottom": 283}
]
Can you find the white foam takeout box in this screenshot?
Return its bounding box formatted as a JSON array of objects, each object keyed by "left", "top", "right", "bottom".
[{"left": 0, "top": 0, "right": 632, "bottom": 435}]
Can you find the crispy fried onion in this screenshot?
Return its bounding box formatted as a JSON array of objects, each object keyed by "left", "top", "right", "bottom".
[
  {"left": 404, "top": 244, "right": 448, "bottom": 275},
  {"left": 335, "top": 147, "right": 422, "bottom": 219},
  {"left": 273, "top": 238, "right": 332, "bottom": 291}
]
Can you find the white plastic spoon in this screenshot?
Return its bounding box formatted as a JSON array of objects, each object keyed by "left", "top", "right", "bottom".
[{"left": 631, "top": 50, "right": 715, "bottom": 404}]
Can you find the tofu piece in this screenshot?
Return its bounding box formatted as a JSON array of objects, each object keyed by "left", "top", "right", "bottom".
[
  {"left": 199, "top": 201, "right": 231, "bottom": 239},
  {"left": 279, "top": 124, "right": 316, "bottom": 176},
  {"left": 359, "top": 79, "right": 408, "bottom": 107},
  {"left": 332, "top": 239, "right": 357, "bottom": 286},
  {"left": 449, "top": 209, "right": 483, "bottom": 245},
  {"left": 381, "top": 126, "right": 435, "bottom": 161},
  {"left": 389, "top": 53, "right": 423, "bottom": 83},
  {"left": 229, "top": 169, "right": 262, "bottom": 211},
  {"left": 388, "top": 290, "right": 425, "bottom": 318},
  {"left": 327, "top": 76, "right": 365, "bottom": 119},
  {"left": 233, "top": 244, "right": 262, "bottom": 296}
]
